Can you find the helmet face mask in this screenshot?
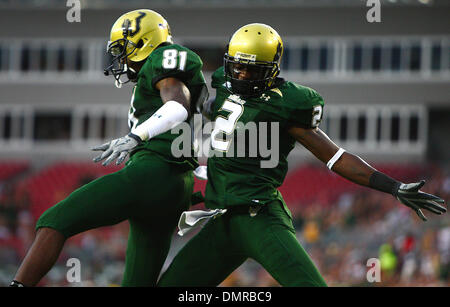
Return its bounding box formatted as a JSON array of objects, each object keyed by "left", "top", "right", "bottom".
[
  {"left": 224, "top": 53, "right": 279, "bottom": 97},
  {"left": 104, "top": 37, "right": 140, "bottom": 87},
  {"left": 224, "top": 23, "right": 283, "bottom": 98}
]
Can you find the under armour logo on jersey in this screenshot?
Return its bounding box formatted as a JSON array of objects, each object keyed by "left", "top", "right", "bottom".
[
  {"left": 260, "top": 94, "right": 271, "bottom": 102},
  {"left": 228, "top": 94, "right": 246, "bottom": 105}
]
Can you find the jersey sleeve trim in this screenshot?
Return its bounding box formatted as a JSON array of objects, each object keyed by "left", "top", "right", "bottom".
[{"left": 151, "top": 70, "right": 194, "bottom": 89}]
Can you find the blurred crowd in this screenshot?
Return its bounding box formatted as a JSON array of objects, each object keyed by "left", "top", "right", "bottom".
[
  {"left": 0, "top": 163, "right": 449, "bottom": 287},
  {"left": 219, "top": 165, "right": 450, "bottom": 287}
]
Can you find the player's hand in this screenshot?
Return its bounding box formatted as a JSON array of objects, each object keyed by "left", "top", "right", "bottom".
[
  {"left": 394, "top": 180, "right": 446, "bottom": 221},
  {"left": 92, "top": 133, "right": 142, "bottom": 166}
]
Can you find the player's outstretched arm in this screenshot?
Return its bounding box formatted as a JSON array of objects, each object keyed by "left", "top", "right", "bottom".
[
  {"left": 92, "top": 77, "right": 191, "bottom": 166},
  {"left": 288, "top": 126, "right": 446, "bottom": 221}
]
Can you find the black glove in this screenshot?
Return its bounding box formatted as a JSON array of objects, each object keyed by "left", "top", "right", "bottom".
[{"left": 394, "top": 180, "right": 446, "bottom": 221}]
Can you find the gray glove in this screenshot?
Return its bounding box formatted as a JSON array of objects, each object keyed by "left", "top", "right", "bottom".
[
  {"left": 394, "top": 180, "right": 446, "bottom": 221},
  {"left": 92, "top": 133, "right": 141, "bottom": 166}
]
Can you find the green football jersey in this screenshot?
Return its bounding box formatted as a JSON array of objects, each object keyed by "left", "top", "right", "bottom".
[
  {"left": 205, "top": 66, "right": 324, "bottom": 209},
  {"left": 129, "top": 43, "right": 208, "bottom": 170}
]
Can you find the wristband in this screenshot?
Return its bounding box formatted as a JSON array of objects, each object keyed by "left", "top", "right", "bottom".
[
  {"left": 326, "top": 148, "right": 346, "bottom": 170},
  {"left": 127, "top": 132, "right": 143, "bottom": 144},
  {"left": 369, "top": 171, "right": 401, "bottom": 195}
]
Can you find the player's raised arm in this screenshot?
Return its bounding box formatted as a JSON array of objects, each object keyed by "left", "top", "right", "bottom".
[
  {"left": 288, "top": 126, "right": 446, "bottom": 221},
  {"left": 129, "top": 77, "right": 191, "bottom": 142},
  {"left": 156, "top": 77, "right": 191, "bottom": 114},
  {"left": 92, "top": 79, "right": 190, "bottom": 166}
]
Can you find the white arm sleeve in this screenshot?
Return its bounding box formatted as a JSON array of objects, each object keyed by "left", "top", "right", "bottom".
[{"left": 131, "top": 100, "right": 188, "bottom": 141}]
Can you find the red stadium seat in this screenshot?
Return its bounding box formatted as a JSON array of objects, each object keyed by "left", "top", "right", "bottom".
[
  {"left": 19, "top": 162, "right": 122, "bottom": 220},
  {"left": 14, "top": 161, "right": 425, "bottom": 221},
  {"left": 0, "top": 161, "right": 30, "bottom": 182}
]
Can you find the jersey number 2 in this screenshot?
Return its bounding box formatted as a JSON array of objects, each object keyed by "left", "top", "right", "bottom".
[
  {"left": 211, "top": 100, "right": 244, "bottom": 152},
  {"left": 312, "top": 105, "right": 323, "bottom": 128}
]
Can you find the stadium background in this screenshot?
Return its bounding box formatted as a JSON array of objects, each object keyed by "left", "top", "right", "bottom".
[{"left": 0, "top": 0, "right": 449, "bottom": 286}]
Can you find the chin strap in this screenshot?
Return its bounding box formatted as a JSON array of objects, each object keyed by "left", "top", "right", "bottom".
[
  {"left": 113, "top": 63, "right": 128, "bottom": 88},
  {"left": 115, "top": 80, "right": 123, "bottom": 89},
  {"left": 114, "top": 65, "right": 138, "bottom": 89}
]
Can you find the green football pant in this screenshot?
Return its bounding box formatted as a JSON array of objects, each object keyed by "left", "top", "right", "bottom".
[
  {"left": 35, "top": 150, "right": 195, "bottom": 286},
  {"left": 157, "top": 200, "right": 327, "bottom": 287}
]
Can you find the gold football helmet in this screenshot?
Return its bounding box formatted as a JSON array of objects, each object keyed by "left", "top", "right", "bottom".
[
  {"left": 104, "top": 9, "right": 173, "bottom": 87},
  {"left": 224, "top": 23, "right": 283, "bottom": 97}
]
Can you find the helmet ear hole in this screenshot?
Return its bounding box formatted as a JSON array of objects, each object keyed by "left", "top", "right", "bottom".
[{"left": 136, "top": 39, "right": 144, "bottom": 48}]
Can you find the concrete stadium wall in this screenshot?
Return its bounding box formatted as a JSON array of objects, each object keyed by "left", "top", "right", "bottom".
[
  {"left": 0, "top": 6, "right": 449, "bottom": 107},
  {"left": 0, "top": 6, "right": 448, "bottom": 38}
]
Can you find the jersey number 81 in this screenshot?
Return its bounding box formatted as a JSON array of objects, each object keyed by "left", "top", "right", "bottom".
[{"left": 162, "top": 49, "right": 187, "bottom": 71}]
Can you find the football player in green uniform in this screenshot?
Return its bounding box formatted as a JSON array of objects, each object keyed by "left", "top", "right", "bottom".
[
  {"left": 157, "top": 23, "right": 446, "bottom": 287},
  {"left": 11, "top": 9, "right": 208, "bottom": 287}
]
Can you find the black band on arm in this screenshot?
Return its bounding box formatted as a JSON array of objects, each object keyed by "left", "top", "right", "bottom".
[
  {"left": 369, "top": 171, "right": 401, "bottom": 196},
  {"left": 127, "top": 132, "right": 143, "bottom": 144}
]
